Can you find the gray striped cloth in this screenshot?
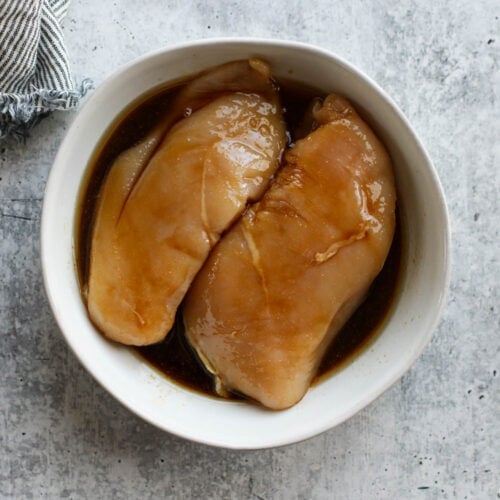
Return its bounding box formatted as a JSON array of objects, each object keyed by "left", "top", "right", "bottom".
[{"left": 0, "top": 0, "right": 92, "bottom": 141}]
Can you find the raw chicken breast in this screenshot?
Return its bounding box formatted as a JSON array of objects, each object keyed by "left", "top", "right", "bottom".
[
  {"left": 183, "top": 95, "right": 396, "bottom": 410},
  {"left": 87, "top": 60, "right": 286, "bottom": 346}
]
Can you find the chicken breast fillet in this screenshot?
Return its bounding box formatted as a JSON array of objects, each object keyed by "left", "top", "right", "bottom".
[
  {"left": 183, "top": 94, "right": 396, "bottom": 410},
  {"left": 87, "top": 59, "right": 286, "bottom": 345}
]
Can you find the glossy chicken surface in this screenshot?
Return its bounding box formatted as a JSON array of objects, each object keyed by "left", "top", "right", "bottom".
[
  {"left": 87, "top": 60, "right": 286, "bottom": 345},
  {"left": 183, "top": 95, "right": 396, "bottom": 409}
]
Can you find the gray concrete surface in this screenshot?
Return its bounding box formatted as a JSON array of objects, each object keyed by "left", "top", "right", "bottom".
[{"left": 1, "top": 0, "right": 498, "bottom": 498}]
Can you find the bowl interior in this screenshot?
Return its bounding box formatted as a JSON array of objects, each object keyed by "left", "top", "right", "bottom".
[{"left": 41, "top": 39, "right": 449, "bottom": 449}]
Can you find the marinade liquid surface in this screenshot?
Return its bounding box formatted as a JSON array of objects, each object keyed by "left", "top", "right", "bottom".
[{"left": 76, "top": 76, "right": 402, "bottom": 400}]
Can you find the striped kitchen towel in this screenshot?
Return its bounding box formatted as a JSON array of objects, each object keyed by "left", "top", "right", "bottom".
[{"left": 0, "top": 0, "right": 92, "bottom": 141}]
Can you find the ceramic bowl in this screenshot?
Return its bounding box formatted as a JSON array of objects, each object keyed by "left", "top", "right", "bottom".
[{"left": 41, "top": 38, "right": 450, "bottom": 449}]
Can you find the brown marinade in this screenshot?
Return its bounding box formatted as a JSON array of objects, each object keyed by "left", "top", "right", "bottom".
[{"left": 76, "top": 75, "right": 402, "bottom": 400}]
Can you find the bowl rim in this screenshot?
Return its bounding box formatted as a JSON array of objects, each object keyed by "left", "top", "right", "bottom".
[{"left": 41, "top": 37, "right": 451, "bottom": 449}]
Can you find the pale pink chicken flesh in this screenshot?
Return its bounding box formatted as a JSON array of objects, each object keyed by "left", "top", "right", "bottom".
[
  {"left": 87, "top": 60, "right": 286, "bottom": 345},
  {"left": 183, "top": 94, "right": 396, "bottom": 410}
]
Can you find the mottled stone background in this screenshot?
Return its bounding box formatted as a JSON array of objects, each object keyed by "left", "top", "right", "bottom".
[{"left": 0, "top": 1, "right": 498, "bottom": 498}]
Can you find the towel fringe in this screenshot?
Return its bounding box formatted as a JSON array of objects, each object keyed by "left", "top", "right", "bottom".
[{"left": 0, "top": 78, "right": 93, "bottom": 142}]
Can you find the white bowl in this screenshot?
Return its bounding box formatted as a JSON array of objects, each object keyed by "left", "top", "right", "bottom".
[{"left": 41, "top": 38, "right": 450, "bottom": 449}]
